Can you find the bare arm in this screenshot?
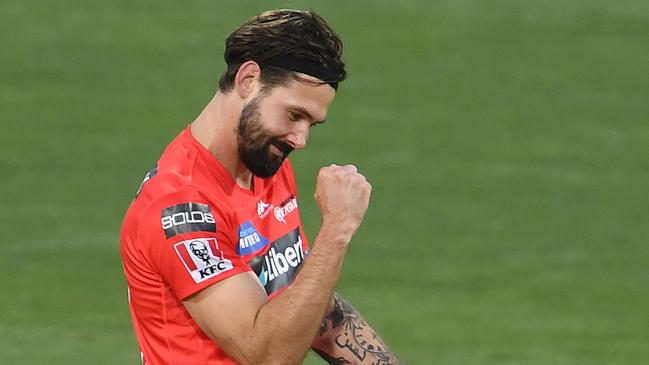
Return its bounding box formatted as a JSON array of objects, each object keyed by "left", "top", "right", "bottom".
[
  {"left": 313, "top": 293, "right": 401, "bottom": 365},
  {"left": 183, "top": 165, "right": 371, "bottom": 365}
]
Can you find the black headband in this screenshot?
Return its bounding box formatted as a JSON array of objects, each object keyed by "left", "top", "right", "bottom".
[{"left": 257, "top": 55, "right": 342, "bottom": 90}]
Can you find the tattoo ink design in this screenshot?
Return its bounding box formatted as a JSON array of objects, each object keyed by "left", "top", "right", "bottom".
[
  {"left": 313, "top": 348, "right": 352, "bottom": 365},
  {"left": 316, "top": 294, "right": 400, "bottom": 365},
  {"left": 319, "top": 320, "right": 328, "bottom": 336}
]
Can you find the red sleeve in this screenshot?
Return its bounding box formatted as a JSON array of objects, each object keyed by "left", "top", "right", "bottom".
[{"left": 139, "top": 186, "right": 250, "bottom": 300}]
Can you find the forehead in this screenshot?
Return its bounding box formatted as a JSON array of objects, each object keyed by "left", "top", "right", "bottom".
[{"left": 262, "top": 74, "right": 336, "bottom": 121}]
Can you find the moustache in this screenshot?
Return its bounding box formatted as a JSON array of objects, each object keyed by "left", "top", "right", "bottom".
[{"left": 271, "top": 140, "right": 294, "bottom": 156}]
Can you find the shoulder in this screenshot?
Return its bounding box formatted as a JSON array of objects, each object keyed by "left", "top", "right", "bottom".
[
  {"left": 139, "top": 185, "right": 234, "bottom": 241},
  {"left": 122, "top": 175, "right": 237, "bottom": 256},
  {"left": 129, "top": 129, "right": 236, "bottom": 229},
  {"left": 122, "top": 184, "right": 244, "bottom": 297}
]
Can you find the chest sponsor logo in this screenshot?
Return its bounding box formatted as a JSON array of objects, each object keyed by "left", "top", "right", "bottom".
[
  {"left": 174, "top": 238, "right": 233, "bottom": 283},
  {"left": 161, "top": 202, "right": 216, "bottom": 239},
  {"left": 249, "top": 228, "right": 305, "bottom": 296},
  {"left": 236, "top": 221, "right": 269, "bottom": 256},
  {"left": 274, "top": 196, "right": 298, "bottom": 224}
]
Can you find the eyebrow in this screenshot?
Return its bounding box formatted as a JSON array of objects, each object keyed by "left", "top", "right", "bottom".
[{"left": 289, "top": 106, "right": 326, "bottom": 124}]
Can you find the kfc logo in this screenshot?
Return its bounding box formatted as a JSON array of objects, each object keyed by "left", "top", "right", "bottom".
[{"left": 174, "top": 238, "right": 233, "bottom": 283}]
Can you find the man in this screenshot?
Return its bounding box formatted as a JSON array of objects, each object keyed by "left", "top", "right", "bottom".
[{"left": 120, "top": 9, "right": 400, "bottom": 365}]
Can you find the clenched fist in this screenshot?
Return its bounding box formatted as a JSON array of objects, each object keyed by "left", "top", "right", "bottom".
[{"left": 314, "top": 164, "right": 372, "bottom": 243}]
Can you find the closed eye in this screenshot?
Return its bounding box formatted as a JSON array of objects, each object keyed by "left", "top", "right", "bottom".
[
  {"left": 310, "top": 120, "right": 324, "bottom": 128},
  {"left": 288, "top": 107, "right": 326, "bottom": 126}
]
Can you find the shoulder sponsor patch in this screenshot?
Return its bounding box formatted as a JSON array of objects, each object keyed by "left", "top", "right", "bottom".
[
  {"left": 237, "top": 221, "right": 269, "bottom": 256},
  {"left": 174, "top": 238, "right": 233, "bottom": 283},
  {"left": 161, "top": 202, "right": 216, "bottom": 239}
]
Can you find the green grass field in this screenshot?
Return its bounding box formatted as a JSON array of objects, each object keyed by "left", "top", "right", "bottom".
[{"left": 2, "top": 0, "right": 648, "bottom": 364}]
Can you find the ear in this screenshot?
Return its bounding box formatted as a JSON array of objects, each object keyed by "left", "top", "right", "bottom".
[{"left": 234, "top": 61, "right": 262, "bottom": 99}]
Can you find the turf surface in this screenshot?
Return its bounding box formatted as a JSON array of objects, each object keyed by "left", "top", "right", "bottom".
[{"left": 1, "top": 0, "right": 648, "bottom": 364}]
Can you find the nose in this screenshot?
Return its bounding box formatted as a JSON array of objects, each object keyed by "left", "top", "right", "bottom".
[{"left": 286, "top": 122, "right": 310, "bottom": 150}]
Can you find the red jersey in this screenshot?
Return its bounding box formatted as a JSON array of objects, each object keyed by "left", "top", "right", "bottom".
[{"left": 120, "top": 126, "right": 309, "bottom": 365}]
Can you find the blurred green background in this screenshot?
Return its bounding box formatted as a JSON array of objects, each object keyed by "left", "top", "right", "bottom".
[{"left": 1, "top": 0, "right": 648, "bottom": 364}]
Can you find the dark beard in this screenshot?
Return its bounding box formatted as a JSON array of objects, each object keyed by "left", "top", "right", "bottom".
[{"left": 237, "top": 97, "right": 294, "bottom": 178}]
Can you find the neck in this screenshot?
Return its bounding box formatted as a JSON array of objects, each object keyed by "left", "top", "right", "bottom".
[{"left": 190, "top": 92, "right": 254, "bottom": 189}]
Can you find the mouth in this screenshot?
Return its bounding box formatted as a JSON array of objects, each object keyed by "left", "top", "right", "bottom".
[
  {"left": 269, "top": 143, "right": 284, "bottom": 157},
  {"left": 270, "top": 140, "right": 294, "bottom": 158}
]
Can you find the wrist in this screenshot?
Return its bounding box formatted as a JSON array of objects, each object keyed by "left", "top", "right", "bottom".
[{"left": 315, "top": 223, "right": 354, "bottom": 249}]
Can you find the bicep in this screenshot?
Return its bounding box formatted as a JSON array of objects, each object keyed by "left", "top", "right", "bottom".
[{"left": 183, "top": 271, "right": 268, "bottom": 363}]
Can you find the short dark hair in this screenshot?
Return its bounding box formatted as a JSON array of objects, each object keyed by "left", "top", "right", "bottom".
[{"left": 218, "top": 9, "right": 346, "bottom": 92}]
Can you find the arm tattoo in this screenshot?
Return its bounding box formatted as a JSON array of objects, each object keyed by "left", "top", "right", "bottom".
[
  {"left": 315, "top": 293, "right": 400, "bottom": 365},
  {"left": 313, "top": 348, "right": 352, "bottom": 365}
]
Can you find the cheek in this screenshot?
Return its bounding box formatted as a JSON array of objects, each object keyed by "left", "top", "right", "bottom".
[
  {"left": 260, "top": 117, "right": 286, "bottom": 136},
  {"left": 257, "top": 102, "right": 289, "bottom": 134}
]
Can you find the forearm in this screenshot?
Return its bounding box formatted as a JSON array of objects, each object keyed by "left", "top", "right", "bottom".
[
  {"left": 313, "top": 293, "right": 401, "bottom": 365},
  {"left": 251, "top": 228, "right": 350, "bottom": 364},
  {"left": 185, "top": 165, "right": 372, "bottom": 365}
]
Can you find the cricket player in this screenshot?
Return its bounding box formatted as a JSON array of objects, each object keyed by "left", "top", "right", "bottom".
[{"left": 120, "top": 9, "right": 400, "bottom": 364}]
